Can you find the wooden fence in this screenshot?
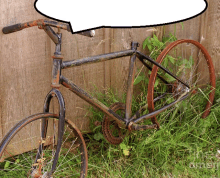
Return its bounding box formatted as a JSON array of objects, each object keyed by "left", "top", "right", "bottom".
[{"left": 0, "top": 0, "right": 220, "bottom": 139}]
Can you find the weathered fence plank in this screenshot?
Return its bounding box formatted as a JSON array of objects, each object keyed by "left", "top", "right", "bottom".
[{"left": 0, "top": 0, "right": 220, "bottom": 140}]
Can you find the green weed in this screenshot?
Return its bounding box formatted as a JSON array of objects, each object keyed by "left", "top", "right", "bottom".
[
  {"left": 86, "top": 80, "right": 220, "bottom": 177},
  {"left": 1, "top": 28, "right": 219, "bottom": 177},
  {"left": 85, "top": 31, "right": 220, "bottom": 177}
]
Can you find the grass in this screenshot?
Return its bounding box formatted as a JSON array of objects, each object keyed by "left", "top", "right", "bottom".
[
  {"left": 0, "top": 81, "right": 220, "bottom": 177},
  {"left": 85, "top": 80, "right": 220, "bottom": 178},
  {"left": 0, "top": 82, "right": 219, "bottom": 178},
  {"left": 0, "top": 78, "right": 219, "bottom": 177}
]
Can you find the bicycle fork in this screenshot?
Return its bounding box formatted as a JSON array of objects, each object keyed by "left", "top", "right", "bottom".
[{"left": 35, "top": 30, "right": 65, "bottom": 177}]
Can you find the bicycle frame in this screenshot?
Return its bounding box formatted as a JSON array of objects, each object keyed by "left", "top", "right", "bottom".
[
  {"left": 59, "top": 49, "right": 190, "bottom": 125},
  {"left": 46, "top": 27, "right": 190, "bottom": 130},
  {"left": 38, "top": 28, "right": 191, "bottom": 173},
  {"left": 1, "top": 19, "right": 216, "bottom": 177},
  {"left": 6, "top": 21, "right": 188, "bottom": 129},
  {"left": 1, "top": 21, "right": 192, "bottom": 176}
]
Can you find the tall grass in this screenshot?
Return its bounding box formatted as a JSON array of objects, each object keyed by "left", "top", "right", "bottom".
[{"left": 86, "top": 80, "right": 220, "bottom": 178}]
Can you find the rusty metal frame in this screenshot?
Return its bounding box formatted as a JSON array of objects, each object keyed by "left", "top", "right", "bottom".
[
  {"left": 37, "top": 21, "right": 190, "bottom": 130},
  {"left": 58, "top": 44, "right": 189, "bottom": 128},
  {"left": 1, "top": 19, "right": 193, "bottom": 175}
]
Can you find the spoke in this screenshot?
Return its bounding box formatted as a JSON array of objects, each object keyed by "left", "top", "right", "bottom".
[
  {"left": 54, "top": 154, "right": 82, "bottom": 174},
  {"left": 0, "top": 160, "right": 31, "bottom": 170},
  {"left": 154, "top": 92, "right": 173, "bottom": 95},
  {"left": 55, "top": 137, "right": 78, "bottom": 171},
  {"left": 44, "top": 120, "right": 59, "bottom": 173},
  {"left": 198, "top": 88, "right": 212, "bottom": 103},
  {"left": 0, "top": 115, "right": 86, "bottom": 177}
]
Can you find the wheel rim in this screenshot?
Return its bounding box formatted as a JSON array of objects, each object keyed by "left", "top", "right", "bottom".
[
  {"left": 147, "top": 39, "right": 216, "bottom": 126},
  {"left": 0, "top": 113, "right": 87, "bottom": 177}
]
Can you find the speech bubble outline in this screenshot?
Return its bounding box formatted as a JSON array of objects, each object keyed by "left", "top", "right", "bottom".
[{"left": 34, "top": 0, "right": 208, "bottom": 34}]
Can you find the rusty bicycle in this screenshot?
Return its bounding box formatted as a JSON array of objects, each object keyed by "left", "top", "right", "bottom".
[{"left": 0, "top": 19, "right": 216, "bottom": 177}]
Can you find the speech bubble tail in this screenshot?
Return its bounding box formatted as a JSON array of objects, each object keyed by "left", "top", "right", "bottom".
[
  {"left": 69, "top": 19, "right": 101, "bottom": 34},
  {"left": 35, "top": 0, "right": 208, "bottom": 34}
]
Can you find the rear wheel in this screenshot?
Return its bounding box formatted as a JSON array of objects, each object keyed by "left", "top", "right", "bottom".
[
  {"left": 0, "top": 113, "right": 88, "bottom": 177},
  {"left": 147, "top": 39, "right": 216, "bottom": 127}
]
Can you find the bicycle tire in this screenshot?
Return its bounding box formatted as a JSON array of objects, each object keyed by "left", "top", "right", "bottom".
[
  {"left": 0, "top": 113, "right": 88, "bottom": 178},
  {"left": 147, "top": 39, "right": 216, "bottom": 127}
]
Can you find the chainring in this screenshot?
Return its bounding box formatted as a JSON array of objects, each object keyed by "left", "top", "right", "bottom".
[{"left": 102, "top": 102, "right": 128, "bottom": 145}]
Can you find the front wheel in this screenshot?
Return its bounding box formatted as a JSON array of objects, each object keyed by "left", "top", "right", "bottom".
[
  {"left": 0, "top": 113, "right": 88, "bottom": 178},
  {"left": 147, "top": 39, "right": 216, "bottom": 127}
]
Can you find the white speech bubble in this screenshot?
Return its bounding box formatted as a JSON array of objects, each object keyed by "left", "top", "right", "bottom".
[{"left": 34, "top": 0, "right": 207, "bottom": 33}]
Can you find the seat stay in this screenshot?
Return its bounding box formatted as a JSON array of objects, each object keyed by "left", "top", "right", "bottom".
[{"left": 136, "top": 51, "right": 190, "bottom": 88}]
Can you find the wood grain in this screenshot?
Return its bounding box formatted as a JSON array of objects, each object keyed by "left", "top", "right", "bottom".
[{"left": 0, "top": 0, "right": 219, "bottom": 142}]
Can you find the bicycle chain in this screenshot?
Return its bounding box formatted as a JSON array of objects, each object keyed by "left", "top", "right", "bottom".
[{"left": 102, "top": 102, "right": 128, "bottom": 145}]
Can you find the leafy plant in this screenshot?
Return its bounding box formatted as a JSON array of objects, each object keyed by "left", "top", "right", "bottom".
[
  {"left": 143, "top": 33, "right": 177, "bottom": 60},
  {"left": 136, "top": 29, "right": 196, "bottom": 91},
  {"left": 134, "top": 33, "right": 177, "bottom": 87},
  {"left": 119, "top": 143, "right": 132, "bottom": 156},
  {"left": 84, "top": 80, "right": 220, "bottom": 177}
]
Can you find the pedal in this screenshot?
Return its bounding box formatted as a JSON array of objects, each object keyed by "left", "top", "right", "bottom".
[{"left": 128, "top": 122, "right": 158, "bottom": 131}]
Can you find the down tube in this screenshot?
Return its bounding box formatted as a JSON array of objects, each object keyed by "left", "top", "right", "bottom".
[{"left": 60, "top": 75, "right": 126, "bottom": 125}]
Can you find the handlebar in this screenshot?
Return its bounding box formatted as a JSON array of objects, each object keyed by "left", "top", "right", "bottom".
[{"left": 2, "top": 19, "right": 95, "bottom": 37}]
